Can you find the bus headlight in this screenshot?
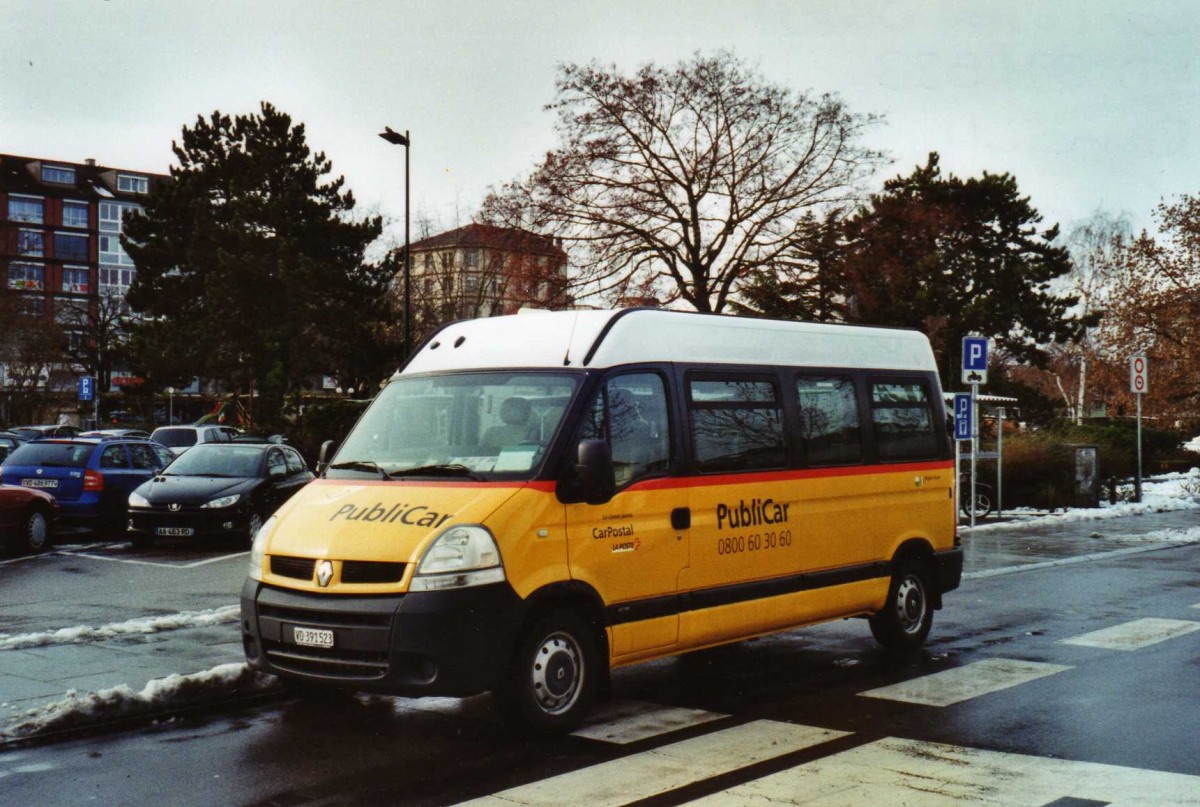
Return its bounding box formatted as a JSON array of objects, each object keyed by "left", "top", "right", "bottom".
[
  {"left": 248, "top": 515, "right": 276, "bottom": 581},
  {"left": 410, "top": 525, "right": 505, "bottom": 591}
]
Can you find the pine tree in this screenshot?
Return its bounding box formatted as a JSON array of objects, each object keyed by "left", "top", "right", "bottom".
[{"left": 123, "top": 103, "right": 394, "bottom": 425}]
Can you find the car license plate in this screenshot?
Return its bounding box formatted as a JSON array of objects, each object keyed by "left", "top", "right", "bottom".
[
  {"left": 293, "top": 627, "right": 334, "bottom": 648},
  {"left": 21, "top": 478, "right": 58, "bottom": 489},
  {"left": 156, "top": 526, "right": 194, "bottom": 537}
]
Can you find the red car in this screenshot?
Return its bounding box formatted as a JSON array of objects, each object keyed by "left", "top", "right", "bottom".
[{"left": 0, "top": 483, "right": 57, "bottom": 555}]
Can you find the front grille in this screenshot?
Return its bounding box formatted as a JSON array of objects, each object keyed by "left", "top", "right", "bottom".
[
  {"left": 263, "top": 643, "right": 389, "bottom": 680},
  {"left": 342, "top": 561, "right": 406, "bottom": 584},
  {"left": 257, "top": 602, "right": 394, "bottom": 629},
  {"left": 270, "top": 556, "right": 315, "bottom": 580}
]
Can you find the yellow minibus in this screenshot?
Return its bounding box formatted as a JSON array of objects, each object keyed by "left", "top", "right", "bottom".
[{"left": 241, "top": 309, "right": 961, "bottom": 733}]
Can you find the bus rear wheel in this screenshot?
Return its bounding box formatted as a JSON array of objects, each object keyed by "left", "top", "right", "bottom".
[
  {"left": 870, "top": 559, "right": 933, "bottom": 651},
  {"left": 498, "top": 610, "right": 598, "bottom": 735}
]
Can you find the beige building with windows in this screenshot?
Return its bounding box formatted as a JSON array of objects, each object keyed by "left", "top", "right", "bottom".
[{"left": 407, "top": 224, "right": 571, "bottom": 327}]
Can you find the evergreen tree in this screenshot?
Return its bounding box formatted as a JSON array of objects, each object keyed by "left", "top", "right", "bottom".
[{"left": 123, "top": 103, "right": 394, "bottom": 425}]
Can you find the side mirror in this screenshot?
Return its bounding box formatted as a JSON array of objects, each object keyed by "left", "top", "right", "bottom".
[
  {"left": 269, "top": 464, "right": 287, "bottom": 479},
  {"left": 575, "top": 438, "right": 616, "bottom": 505},
  {"left": 316, "top": 440, "right": 337, "bottom": 476}
]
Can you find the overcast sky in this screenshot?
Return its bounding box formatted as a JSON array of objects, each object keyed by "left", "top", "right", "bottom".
[{"left": 3, "top": 0, "right": 1197, "bottom": 247}]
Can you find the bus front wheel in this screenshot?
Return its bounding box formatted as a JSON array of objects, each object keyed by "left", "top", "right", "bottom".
[
  {"left": 869, "top": 559, "right": 933, "bottom": 651},
  {"left": 498, "top": 610, "right": 598, "bottom": 735}
]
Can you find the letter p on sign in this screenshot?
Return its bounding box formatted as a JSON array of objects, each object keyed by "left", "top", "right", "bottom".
[{"left": 1130, "top": 354, "right": 1148, "bottom": 394}]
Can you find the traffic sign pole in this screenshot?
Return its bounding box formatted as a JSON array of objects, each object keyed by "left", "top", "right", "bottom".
[
  {"left": 971, "top": 383, "right": 978, "bottom": 529},
  {"left": 1130, "top": 354, "right": 1147, "bottom": 503}
]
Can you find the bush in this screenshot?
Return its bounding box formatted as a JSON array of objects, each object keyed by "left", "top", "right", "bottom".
[{"left": 990, "top": 432, "right": 1076, "bottom": 510}]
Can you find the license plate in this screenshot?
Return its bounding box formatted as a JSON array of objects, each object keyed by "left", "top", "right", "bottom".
[
  {"left": 293, "top": 627, "right": 334, "bottom": 648},
  {"left": 21, "top": 478, "right": 58, "bottom": 489},
  {"left": 156, "top": 526, "right": 195, "bottom": 537}
]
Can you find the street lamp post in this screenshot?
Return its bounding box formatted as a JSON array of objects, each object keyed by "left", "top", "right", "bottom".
[{"left": 378, "top": 126, "right": 412, "bottom": 359}]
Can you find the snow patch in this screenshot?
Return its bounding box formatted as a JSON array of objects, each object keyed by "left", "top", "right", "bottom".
[
  {"left": 2, "top": 663, "right": 278, "bottom": 740},
  {"left": 0, "top": 606, "right": 240, "bottom": 651}
]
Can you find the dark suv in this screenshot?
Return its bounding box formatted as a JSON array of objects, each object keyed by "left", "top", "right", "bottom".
[{"left": 0, "top": 436, "right": 175, "bottom": 532}]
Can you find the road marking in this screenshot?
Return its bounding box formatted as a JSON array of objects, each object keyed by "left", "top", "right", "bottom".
[
  {"left": 571, "top": 699, "right": 727, "bottom": 744},
  {"left": 858, "top": 658, "right": 1072, "bottom": 707},
  {"left": 461, "top": 720, "right": 848, "bottom": 806},
  {"left": 55, "top": 550, "right": 248, "bottom": 569},
  {"left": 685, "top": 736, "right": 1200, "bottom": 806},
  {"left": 963, "top": 536, "right": 1200, "bottom": 580},
  {"left": 1060, "top": 618, "right": 1200, "bottom": 651}
]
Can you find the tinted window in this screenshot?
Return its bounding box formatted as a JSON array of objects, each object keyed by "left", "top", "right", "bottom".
[
  {"left": 284, "top": 449, "right": 305, "bottom": 475},
  {"left": 4, "top": 442, "right": 92, "bottom": 468},
  {"left": 688, "top": 376, "right": 785, "bottom": 473},
  {"left": 266, "top": 450, "right": 287, "bottom": 477},
  {"left": 796, "top": 375, "right": 861, "bottom": 465},
  {"left": 152, "top": 428, "right": 198, "bottom": 448},
  {"left": 128, "top": 443, "right": 161, "bottom": 470},
  {"left": 164, "top": 446, "right": 264, "bottom": 477},
  {"left": 99, "top": 445, "right": 130, "bottom": 469},
  {"left": 580, "top": 373, "right": 671, "bottom": 486},
  {"left": 871, "top": 380, "right": 938, "bottom": 461}
]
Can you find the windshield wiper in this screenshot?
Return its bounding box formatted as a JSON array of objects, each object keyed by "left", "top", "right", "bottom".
[
  {"left": 327, "top": 460, "right": 391, "bottom": 480},
  {"left": 389, "top": 463, "right": 485, "bottom": 481}
]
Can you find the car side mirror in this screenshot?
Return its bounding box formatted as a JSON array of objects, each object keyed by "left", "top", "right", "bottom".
[
  {"left": 317, "top": 440, "right": 337, "bottom": 476},
  {"left": 574, "top": 438, "right": 616, "bottom": 505},
  {"left": 270, "top": 465, "right": 287, "bottom": 479}
]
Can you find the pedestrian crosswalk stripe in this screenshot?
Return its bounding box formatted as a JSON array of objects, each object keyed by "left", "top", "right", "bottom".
[
  {"left": 460, "top": 720, "right": 849, "bottom": 806},
  {"left": 571, "top": 699, "right": 727, "bottom": 744},
  {"left": 1061, "top": 618, "right": 1200, "bottom": 651},
  {"left": 858, "top": 658, "right": 1072, "bottom": 707},
  {"left": 684, "top": 736, "right": 1200, "bottom": 806}
]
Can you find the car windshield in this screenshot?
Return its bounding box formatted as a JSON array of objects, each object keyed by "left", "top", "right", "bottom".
[
  {"left": 329, "top": 371, "right": 581, "bottom": 481},
  {"left": 162, "top": 445, "right": 264, "bottom": 477},
  {"left": 4, "top": 442, "right": 92, "bottom": 468},
  {"left": 152, "top": 428, "right": 198, "bottom": 448}
]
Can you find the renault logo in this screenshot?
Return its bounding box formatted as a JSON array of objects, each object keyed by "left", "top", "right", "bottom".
[
  {"left": 316, "top": 560, "right": 334, "bottom": 587},
  {"left": 168, "top": 503, "right": 181, "bottom": 512}
]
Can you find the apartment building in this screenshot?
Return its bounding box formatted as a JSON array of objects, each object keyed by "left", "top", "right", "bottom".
[{"left": 409, "top": 223, "right": 571, "bottom": 325}]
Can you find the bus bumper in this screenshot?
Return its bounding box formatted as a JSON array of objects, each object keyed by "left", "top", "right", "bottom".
[
  {"left": 933, "top": 547, "right": 963, "bottom": 595},
  {"left": 241, "top": 578, "right": 524, "bottom": 697}
]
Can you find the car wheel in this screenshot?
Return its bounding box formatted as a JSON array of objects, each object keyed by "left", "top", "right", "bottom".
[
  {"left": 498, "top": 610, "right": 599, "bottom": 735},
  {"left": 19, "top": 507, "right": 52, "bottom": 555},
  {"left": 869, "top": 558, "right": 934, "bottom": 651}
]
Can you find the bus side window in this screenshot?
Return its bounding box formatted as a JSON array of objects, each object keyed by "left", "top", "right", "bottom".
[
  {"left": 796, "top": 374, "right": 862, "bottom": 465},
  {"left": 580, "top": 373, "right": 671, "bottom": 487}
]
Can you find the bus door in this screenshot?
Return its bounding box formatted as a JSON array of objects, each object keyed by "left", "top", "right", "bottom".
[{"left": 564, "top": 371, "right": 687, "bottom": 660}]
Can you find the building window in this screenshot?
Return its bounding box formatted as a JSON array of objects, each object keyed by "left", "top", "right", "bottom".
[
  {"left": 20, "top": 295, "right": 45, "bottom": 315},
  {"left": 117, "top": 174, "right": 148, "bottom": 194},
  {"left": 54, "top": 232, "right": 89, "bottom": 261},
  {"left": 7, "top": 196, "right": 44, "bottom": 223},
  {"left": 464, "top": 249, "right": 479, "bottom": 269},
  {"left": 99, "top": 202, "right": 121, "bottom": 232},
  {"left": 63, "top": 267, "right": 90, "bottom": 294},
  {"left": 8, "top": 262, "right": 45, "bottom": 290},
  {"left": 464, "top": 273, "right": 480, "bottom": 293},
  {"left": 17, "top": 229, "right": 45, "bottom": 257},
  {"left": 63, "top": 201, "right": 89, "bottom": 228},
  {"left": 41, "top": 165, "right": 76, "bottom": 184}
]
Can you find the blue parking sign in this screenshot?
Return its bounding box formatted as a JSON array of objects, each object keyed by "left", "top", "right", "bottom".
[
  {"left": 953, "top": 393, "right": 972, "bottom": 441},
  {"left": 78, "top": 376, "right": 94, "bottom": 402},
  {"left": 962, "top": 336, "right": 988, "bottom": 384}
]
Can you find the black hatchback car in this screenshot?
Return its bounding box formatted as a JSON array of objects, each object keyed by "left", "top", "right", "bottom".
[{"left": 126, "top": 442, "right": 313, "bottom": 548}]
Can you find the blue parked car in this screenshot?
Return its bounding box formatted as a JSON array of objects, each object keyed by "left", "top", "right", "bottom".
[{"left": 0, "top": 436, "right": 175, "bottom": 533}]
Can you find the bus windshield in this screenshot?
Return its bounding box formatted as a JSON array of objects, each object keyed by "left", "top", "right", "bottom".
[{"left": 328, "top": 371, "right": 582, "bottom": 481}]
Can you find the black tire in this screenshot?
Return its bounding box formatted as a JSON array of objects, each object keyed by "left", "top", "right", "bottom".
[
  {"left": 869, "top": 559, "right": 934, "bottom": 651},
  {"left": 15, "top": 506, "right": 52, "bottom": 555},
  {"left": 247, "top": 510, "right": 265, "bottom": 546},
  {"left": 498, "top": 610, "right": 599, "bottom": 735}
]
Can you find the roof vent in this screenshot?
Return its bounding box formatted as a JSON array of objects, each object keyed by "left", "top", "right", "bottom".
[{"left": 85, "top": 158, "right": 96, "bottom": 166}]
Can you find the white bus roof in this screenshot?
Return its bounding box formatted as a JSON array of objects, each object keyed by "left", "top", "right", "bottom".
[{"left": 401, "top": 309, "right": 938, "bottom": 375}]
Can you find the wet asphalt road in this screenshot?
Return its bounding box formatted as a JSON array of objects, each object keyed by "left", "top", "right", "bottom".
[{"left": 1, "top": 539, "right": 1197, "bottom": 806}]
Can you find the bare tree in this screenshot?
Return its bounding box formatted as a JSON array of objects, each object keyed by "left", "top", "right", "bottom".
[
  {"left": 59, "top": 292, "right": 133, "bottom": 392},
  {"left": 1051, "top": 210, "right": 1131, "bottom": 422},
  {"left": 482, "top": 51, "right": 883, "bottom": 312}
]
